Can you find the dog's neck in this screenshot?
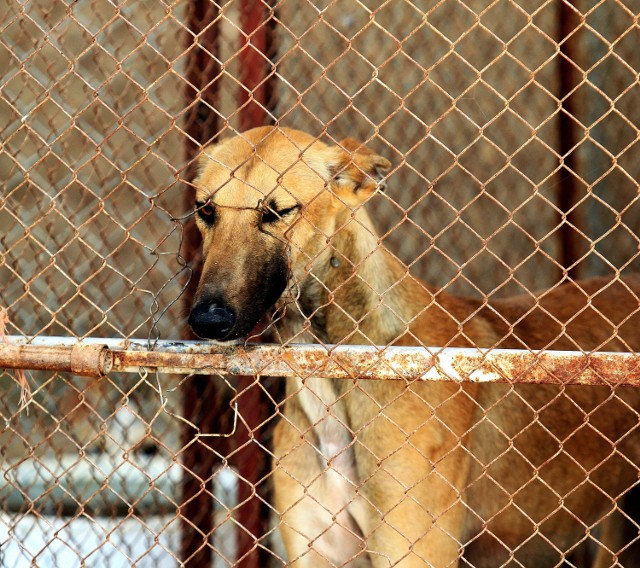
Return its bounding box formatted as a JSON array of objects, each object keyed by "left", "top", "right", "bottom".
[
  {"left": 274, "top": 205, "right": 497, "bottom": 347},
  {"left": 279, "top": 207, "right": 470, "bottom": 346}
]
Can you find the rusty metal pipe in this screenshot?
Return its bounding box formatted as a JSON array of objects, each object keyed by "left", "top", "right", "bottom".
[
  {"left": 557, "top": 0, "right": 584, "bottom": 280},
  {"left": 0, "top": 343, "right": 112, "bottom": 378},
  {"left": 2, "top": 337, "right": 640, "bottom": 387},
  {"left": 110, "top": 345, "right": 640, "bottom": 387}
]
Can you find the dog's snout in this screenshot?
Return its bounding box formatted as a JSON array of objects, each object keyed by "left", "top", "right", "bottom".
[{"left": 188, "top": 300, "right": 236, "bottom": 340}]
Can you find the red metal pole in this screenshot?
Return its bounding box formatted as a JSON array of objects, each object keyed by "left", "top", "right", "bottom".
[
  {"left": 232, "top": 2, "right": 278, "bottom": 567},
  {"left": 238, "top": 0, "right": 277, "bottom": 131},
  {"left": 181, "top": 1, "right": 223, "bottom": 566}
]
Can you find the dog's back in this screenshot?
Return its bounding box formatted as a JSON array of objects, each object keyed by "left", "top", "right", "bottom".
[
  {"left": 416, "top": 274, "right": 640, "bottom": 566},
  {"left": 489, "top": 274, "right": 640, "bottom": 351}
]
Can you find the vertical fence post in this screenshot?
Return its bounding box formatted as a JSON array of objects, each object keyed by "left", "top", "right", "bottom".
[
  {"left": 181, "top": 1, "right": 222, "bottom": 566},
  {"left": 238, "top": 0, "right": 278, "bottom": 130},
  {"left": 230, "top": 2, "right": 279, "bottom": 567},
  {"left": 181, "top": 1, "right": 279, "bottom": 566},
  {"left": 557, "top": 0, "right": 585, "bottom": 280}
]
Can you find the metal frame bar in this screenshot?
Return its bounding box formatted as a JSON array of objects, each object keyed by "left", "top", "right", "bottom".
[
  {"left": 182, "top": 1, "right": 224, "bottom": 564},
  {"left": 3, "top": 337, "right": 640, "bottom": 387},
  {"left": 234, "top": 3, "right": 279, "bottom": 566},
  {"left": 557, "top": 0, "right": 585, "bottom": 280}
]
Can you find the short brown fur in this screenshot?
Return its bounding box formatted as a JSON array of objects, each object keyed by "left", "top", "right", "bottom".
[{"left": 191, "top": 127, "right": 640, "bottom": 567}]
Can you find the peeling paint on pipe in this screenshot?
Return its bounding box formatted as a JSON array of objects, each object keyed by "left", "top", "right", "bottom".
[
  {"left": 0, "top": 342, "right": 112, "bottom": 378},
  {"left": 2, "top": 336, "right": 640, "bottom": 387}
]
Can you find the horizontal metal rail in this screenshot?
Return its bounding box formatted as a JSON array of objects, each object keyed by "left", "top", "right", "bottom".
[{"left": 2, "top": 336, "right": 640, "bottom": 387}]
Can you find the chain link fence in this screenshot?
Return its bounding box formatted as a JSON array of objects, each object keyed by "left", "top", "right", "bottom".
[{"left": 1, "top": 0, "right": 640, "bottom": 566}]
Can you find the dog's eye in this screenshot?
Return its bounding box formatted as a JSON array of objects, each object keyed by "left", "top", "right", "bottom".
[
  {"left": 261, "top": 204, "right": 299, "bottom": 224},
  {"left": 196, "top": 201, "right": 216, "bottom": 224}
]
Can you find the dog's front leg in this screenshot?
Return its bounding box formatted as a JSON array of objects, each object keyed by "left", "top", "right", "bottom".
[
  {"left": 273, "top": 386, "right": 371, "bottom": 567},
  {"left": 352, "top": 383, "right": 474, "bottom": 568},
  {"left": 360, "top": 469, "right": 466, "bottom": 568}
]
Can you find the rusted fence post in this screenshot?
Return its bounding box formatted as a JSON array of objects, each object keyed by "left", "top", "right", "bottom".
[
  {"left": 231, "top": 1, "right": 279, "bottom": 567},
  {"left": 181, "top": 1, "right": 223, "bottom": 566},
  {"left": 181, "top": 1, "right": 278, "bottom": 566},
  {"left": 238, "top": 0, "right": 278, "bottom": 131},
  {"left": 557, "top": 0, "right": 585, "bottom": 280}
]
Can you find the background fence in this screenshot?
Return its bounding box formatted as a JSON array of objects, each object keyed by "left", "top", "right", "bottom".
[{"left": 1, "top": 0, "right": 640, "bottom": 566}]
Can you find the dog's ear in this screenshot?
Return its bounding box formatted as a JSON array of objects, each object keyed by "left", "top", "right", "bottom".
[{"left": 328, "top": 138, "right": 391, "bottom": 203}]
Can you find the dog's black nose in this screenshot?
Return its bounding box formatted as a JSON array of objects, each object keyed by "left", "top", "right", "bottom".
[{"left": 188, "top": 301, "right": 236, "bottom": 340}]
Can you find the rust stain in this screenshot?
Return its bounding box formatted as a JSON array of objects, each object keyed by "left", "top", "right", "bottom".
[
  {"left": 0, "top": 343, "right": 109, "bottom": 378},
  {"left": 3, "top": 340, "right": 640, "bottom": 387}
]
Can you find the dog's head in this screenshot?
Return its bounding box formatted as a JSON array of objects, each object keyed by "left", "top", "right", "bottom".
[{"left": 187, "top": 126, "right": 391, "bottom": 341}]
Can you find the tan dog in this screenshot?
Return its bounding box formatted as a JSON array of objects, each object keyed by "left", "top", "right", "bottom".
[{"left": 189, "top": 126, "right": 640, "bottom": 567}]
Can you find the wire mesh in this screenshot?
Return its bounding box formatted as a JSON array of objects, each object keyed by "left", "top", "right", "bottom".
[{"left": 1, "top": 0, "right": 640, "bottom": 566}]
